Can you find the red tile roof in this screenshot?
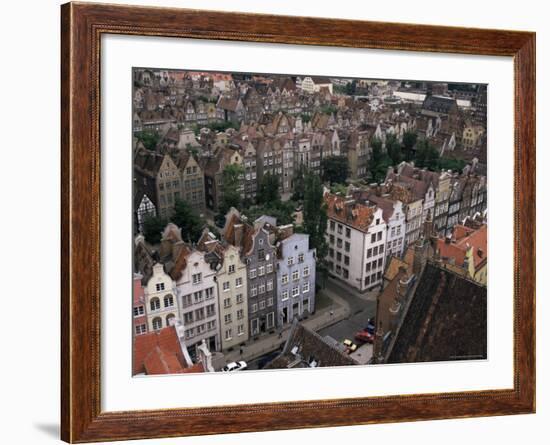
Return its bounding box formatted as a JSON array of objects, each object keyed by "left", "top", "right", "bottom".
[
  {"left": 133, "top": 326, "right": 198, "bottom": 376},
  {"left": 324, "top": 193, "right": 375, "bottom": 233}
]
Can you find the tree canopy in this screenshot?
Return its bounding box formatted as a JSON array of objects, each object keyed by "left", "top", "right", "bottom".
[
  {"left": 302, "top": 172, "right": 328, "bottom": 271},
  {"left": 142, "top": 215, "right": 166, "bottom": 245},
  {"left": 219, "top": 164, "right": 244, "bottom": 215},
  {"left": 135, "top": 130, "right": 161, "bottom": 151},
  {"left": 258, "top": 172, "right": 280, "bottom": 204},
  {"left": 171, "top": 198, "right": 205, "bottom": 243},
  {"left": 321, "top": 156, "right": 349, "bottom": 185},
  {"left": 368, "top": 137, "right": 393, "bottom": 183}
]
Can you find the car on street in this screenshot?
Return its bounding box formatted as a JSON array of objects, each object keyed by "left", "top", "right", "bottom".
[
  {"left": 366, "top": 317, "right": 376, "bottom": 334},
  {"left": 343, "top": 339, "right": 358, "bottom": 353},
  {"left": 355, "top": 329, "right": 374, "bottom": 344},
  {"left": 222, "top": 361, "right": 248, "bottom": 372}
]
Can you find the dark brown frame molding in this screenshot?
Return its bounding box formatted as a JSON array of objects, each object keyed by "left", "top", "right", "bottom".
[{"left": 61, "top": 2, "right": 536, "bottom": 442}]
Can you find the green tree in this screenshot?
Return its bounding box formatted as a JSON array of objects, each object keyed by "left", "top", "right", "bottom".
[
  {"left": 171, "top": 198, "right": 204, "bottom": 243},
  {"left": 368, "top": 137, "right": 392, "bottom": 182},
  {"left": 386, "top": 134, "right": 403, "bottom": 165},
  {"left": 258, "top": 172, "right": 280, "bottom": 204},
  {"left": 402, "top": 131, "right": 418, "bottom": 161},
  {"left": 345, "top": 80, "right": 357, "bottom": 95},
  {"left": 415, "top": 139, "right": 440, "bottom": 171},
  {"left": 219, "top": 164, "right": 244, "bottom": 215},
  {"left": 291, "top": 163, "right": 307, "bottom": 201},
  {"left": 438, "top": 157, "right": 466, "bottom": 172},
  {"left": 142, "top": 215, "right": 166, "bottom": 245},
  {"left": 303, "top": 173, "right": 328, "bottom": 280},
  {"left": 321, "top": 156, "right": 349, "bottom": 184},
  {"left": 135, "top": 130, "right": 161, "bottom": 151}
]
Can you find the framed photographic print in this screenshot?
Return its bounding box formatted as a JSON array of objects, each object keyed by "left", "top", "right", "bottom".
[{"left": 61, "top": 2, "right": 535, "bottom": 442}]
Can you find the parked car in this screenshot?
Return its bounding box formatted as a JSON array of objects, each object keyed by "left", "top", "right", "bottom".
[
  {"left": 355, "top": 329, "right": 374, "bottom": 344},
  {"left": 222, "top": 361, "right": 248, "bottom": 372},
  {"left": 366, "top": 317, "right": 376, "bottom": 335},
  {"left": 343, "top": 339, "right": 358, "bottom": 353}
]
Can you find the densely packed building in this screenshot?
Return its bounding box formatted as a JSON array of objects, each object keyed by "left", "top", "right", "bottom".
[
  {"left": 133, "top": 70, "right": 487, "bottom": 218},
  {"left": 132, "top": 69, "right": 488, "bottom": 372}
]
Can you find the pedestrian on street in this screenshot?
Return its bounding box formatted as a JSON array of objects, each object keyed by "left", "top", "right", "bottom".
[{"left": 239, "top": 346, "right": 244, "bottom": 356}]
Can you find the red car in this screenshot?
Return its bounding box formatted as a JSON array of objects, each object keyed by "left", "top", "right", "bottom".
[{"left": 354, "top": 329, "right": 374, "bottom": 344}]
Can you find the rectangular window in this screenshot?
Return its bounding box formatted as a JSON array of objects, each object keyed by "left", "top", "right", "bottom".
[
  {"left": 266, "top": 263, "right": 273, "bottom": 274},
  {"left": 237, "top": 309, "right": 244, "bottom": 320},
  {"left": 259, "top": 283, "right": 266, "bottom": 294},
  {"left": 267, "top": 280, "right": 273, "bottom": 291},
  {"left": 183, "top": 311, "right": 193, "bottom": 324},
  {"left": 346, "top": 228, "right": 351, "bottom": 238},
  {"left": 223, "top": 297, "right": 231, "bottom": 308},
  {"left": 378, "top": 258, "right": 383, "bottom": 268},
  {"left": 366, "top": 262, "right": 371, "bottom": 272},
  {"left": 337, "top": 238, "right": 342, "bottom": 248},
  {"left": 205, "top": 287, "right": 214, "bottom": 299},
  {"left": 336, "top": 252, "right": 342, "bottom": 261},
  {"left": 251, "top": 286, "right": 257, "bottom": 297},
  {"left": 235, "top": 277, "right": 243, "bottom": 287},
  {"left": 282, "top": 290, "right": 289, "bottom": 301},
  {"left": 135, "top": 324, "right": 147, "bottom": 335},
  {"left": 238, "top": 324, "right": 244, "bottom": 335},
  {"left": 258, "top": 265, "right": 265, "bottom": 276},
  {"left": 224, "top": 314, "right": 232, "bottom": 324},
  {"left": 192, "top": 273, "right": 202, "bottom": 284},
  {"left": 329, "top": 235, "right": 335, "bottom": 244},
  {"left": 259, "top": 300, "right": 266, "bottom": 310},
  {"left": 371, "top": 233, "right": 376, "bottom": 243},
  {"left": 365, "top": 276, "right": 371, "bottom": 285},
  {"left": 267, "top": 297, "right": 274, "bottom": 307},
  {"left": 195, "top": 308, "right": 205, "bottom": 320},
  {"left": 249, "top": 268, "right": 257, "bottom": 279},
  {"left": 281, "top": 274, "right": 289, "bottom": 284},
  {"left": 373, "top": 246, "right": 378, "bottom": 256},
  {"left": 251, "top": 303, "right": 258, "bottom": 314},
  {"left": 236, "top": 293, "right": 243, "bottom": 304},
  {"left": 155, "top": 283, "right": 165, "bottom": 292},
  {"left": 298, "top": 253, "right": 305, "bottom": 263},
  {"left": 250, "top": 318, "right": 259, "bottom": 335},
  {"left": 223, "top": 281, "right": 230, "bottom": 291},
  {"left": 379, "top": 244, "right": 384, "bottom": 254},
  {"left": 292, "top": 286, "right": 300, "bottom": 297},
  {"left": 330, "top": 221, "right": 335, "bottom": 230},
  {"left": 193, "top": 291, "right": 203, "bottom": 303},
  {"left": 343, "top": 269, "right": 349, "bottom": 279},
  {"left": 337, "top": 224, "right": 343, "bottom": 234},
  {"left": 292, "top": 270, "right": 299, "bottom": 281},
  {"left": 302, "top": 282, "right": 310, "bottom": 293},
  {"left": 185, "top": 328, "right": 194, "bottom": 338},
  {"left": 329, "top": 248, "right": 334, "bottom": 258},
  {"left": 367, "top": 248, "right": 372, "bottom": 258},
  {"left": 345, "top": 241, "right": 350, "bottom": 252},
  {"left": 303, "top": 266, "right": 310, "bottom": 277},
  {"left": 228, "top": 264, "right": 235, "bottom": 274},
  {"left": 133, "top": 306, "right": 144, "bottom": 317},
  {"left": 377, "top": 231, "right": 382, "bottom": 241},
  {"left": 225, "top": 329, "right": 232, "bottom": 340},
  {"left": 287, "top": 256, "right": 294, "bottom": 266},
  {"left": 344, "top": 256, "right": 350, "bottom": 265}
]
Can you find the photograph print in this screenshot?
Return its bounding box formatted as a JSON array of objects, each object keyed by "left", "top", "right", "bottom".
[{"left": 132, "top": 69, "right": 487, "bottom": 376}]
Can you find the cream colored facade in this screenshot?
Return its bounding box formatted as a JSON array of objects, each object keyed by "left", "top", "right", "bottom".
[
  {"left": 145, "top": 263, "right": 179, "bottom": 331},
  {"left": 216, "top": 244, "right": 249, "bottom": 350}
]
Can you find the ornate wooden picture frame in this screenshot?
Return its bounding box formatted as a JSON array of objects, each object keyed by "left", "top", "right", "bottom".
[{"left": 61, "top": 2, "right": 535, "bottom": 442}]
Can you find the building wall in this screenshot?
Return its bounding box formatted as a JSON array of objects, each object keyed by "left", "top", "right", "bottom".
[
  {"left": 385, "top": 201, "right": 406, "bottom": 259},
  {"left": 216, "top": 245, "right": 249, "bottom": 350},
  {"left": 175, "top": 251, "right": 220, "bottom": 359},
  {"left": 156, "top": 155, "right": 181, "bottom": 218},
  {"left": 276, "top": 234, "right": 316, "bottom": 325},
  {"left": 246, "top": 229, "right": 278, "bottom": 336},
  {"left": 181, "top": 156, "right": 205, "bottom": 212},
  {"left": 133, "top": 273, "right": 148, "bottom": 336},
  {"left": 145, "top": 263, "right": 179, "bottom": 332}
]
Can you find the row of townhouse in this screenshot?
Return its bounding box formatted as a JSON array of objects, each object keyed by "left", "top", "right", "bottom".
[
  {"left": 324, "top": 160, "right": 486, "bottom": 292},
  {"left": 133, "top": 212, "right": 317, "bottom": 358}
]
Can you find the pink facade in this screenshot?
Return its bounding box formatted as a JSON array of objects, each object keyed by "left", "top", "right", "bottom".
[{"left": 133, "top": 273, "right": 148, "bottom": 335}]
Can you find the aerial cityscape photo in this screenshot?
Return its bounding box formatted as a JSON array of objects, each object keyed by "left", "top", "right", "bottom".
[{"left": 132, "top": 69, "right": 487, "bottom": 376}]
